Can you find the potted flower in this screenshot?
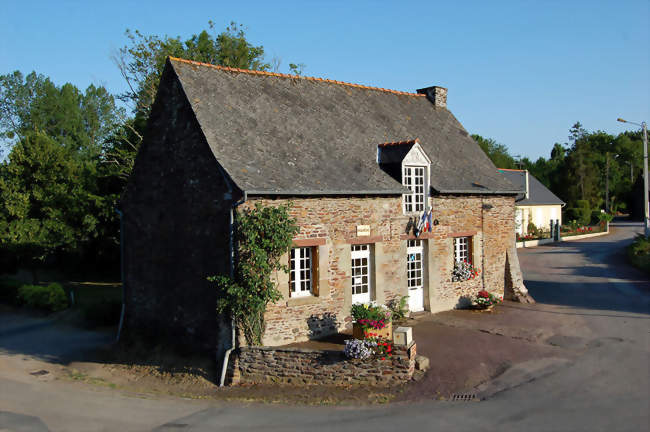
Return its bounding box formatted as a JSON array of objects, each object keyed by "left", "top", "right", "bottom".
[
  {"left": 473, "top": 290, "right": 502, "bottom": 310},
  {"left": 350, "top": 302, "right": 392, "bottom": 340}
]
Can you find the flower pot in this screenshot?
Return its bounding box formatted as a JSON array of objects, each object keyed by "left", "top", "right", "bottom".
[{"left": 353, "top": 321, "right": 392, "bottom": 340}]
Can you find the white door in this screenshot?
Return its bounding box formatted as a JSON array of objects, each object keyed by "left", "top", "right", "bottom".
[
  {"left": 351, "top": 244, "right": 371, "bottom": 304},
  {"left": 407, "top": 240, "right": 424, "bottom": 312}
]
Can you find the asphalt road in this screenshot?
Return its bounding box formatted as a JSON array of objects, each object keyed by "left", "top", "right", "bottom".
[{"left": 1, "top": 223, "right": 648, "bottom": 431}]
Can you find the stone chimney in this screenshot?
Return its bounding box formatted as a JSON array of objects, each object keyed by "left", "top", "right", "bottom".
[{"left": 416, "top": 86, "right": 447, "bottom": 108}]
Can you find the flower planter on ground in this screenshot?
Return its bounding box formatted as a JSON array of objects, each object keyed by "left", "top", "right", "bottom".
[{"left": 353, "top": 321, "right": 392, "bottom": 340}]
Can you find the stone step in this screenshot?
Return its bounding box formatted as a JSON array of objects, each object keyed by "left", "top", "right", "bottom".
[{"left": 415, "top": 354, "right": 430, "bottom": 371}]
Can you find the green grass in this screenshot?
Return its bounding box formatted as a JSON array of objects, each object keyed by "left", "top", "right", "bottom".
[{"left": 628, "top": 235, "right": 650, "bottom": 274}]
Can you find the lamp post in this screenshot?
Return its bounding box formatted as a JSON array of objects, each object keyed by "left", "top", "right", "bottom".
[{"left": 617, "top": 118, "right": 649, "bottom": 238}]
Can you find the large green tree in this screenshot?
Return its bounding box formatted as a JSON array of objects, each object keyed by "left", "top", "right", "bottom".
[
  {"left": 0, "top": 71, "right": 122, "bottom": 159},
  {"left": 0, "top": 133, "right": 107, "bottom": 279}
]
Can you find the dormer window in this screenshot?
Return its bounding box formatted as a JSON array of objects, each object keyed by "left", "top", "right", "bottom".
[
  {"left": 376, "top": 138, "right": 431, "bottom": 215},
  {"left": 404, "top": 166, "right": 426, "bottom": 213}
]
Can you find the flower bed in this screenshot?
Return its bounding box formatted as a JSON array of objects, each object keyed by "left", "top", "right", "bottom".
[{"left": 561, "top": 224, "right": 604, "bottom": 237}]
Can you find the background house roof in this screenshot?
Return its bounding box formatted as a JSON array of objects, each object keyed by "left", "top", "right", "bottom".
[
  {"left": 169, "top": 58, "right": 519, "bottom": 196},
  {"left": 498, "top": 169, "right": 565, "bottom": 205}
]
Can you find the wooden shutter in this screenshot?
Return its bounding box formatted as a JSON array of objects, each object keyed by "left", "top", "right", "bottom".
[{"left": 311, "top": 247, "right": 319, "bottom": 296}]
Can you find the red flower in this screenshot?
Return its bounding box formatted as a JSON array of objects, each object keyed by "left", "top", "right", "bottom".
[{"left": 478, "top": 290, "right": 490, "bottom": 298}]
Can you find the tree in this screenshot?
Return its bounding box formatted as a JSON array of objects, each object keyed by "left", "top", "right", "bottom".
[
  {"left": 113, "top": 21, "right": 271, "bottom": 118},
  {"left": 0, "top": 71, "right": 122, "bottom": 159},
  {"left": 0, "top": 133, "right": 106, "bottom": 280},
  {"left": 471, "top": 134, "right": 517, "bottom": 169}
]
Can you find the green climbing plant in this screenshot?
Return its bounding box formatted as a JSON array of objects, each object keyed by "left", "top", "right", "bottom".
[{"left": 208, "top": 202, "right": 299, "bottom": 346}]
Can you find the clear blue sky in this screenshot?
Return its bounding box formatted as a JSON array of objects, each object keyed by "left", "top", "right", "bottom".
[{"left": 2, "top": 0, "right": 648, "bottom": 160}]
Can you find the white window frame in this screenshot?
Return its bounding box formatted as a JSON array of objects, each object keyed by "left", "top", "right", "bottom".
[
  {"left": 403, "top": 165, "right": 427, "bottom": 214},
  {"left": 351, "top": 244, "right": 372, "bottom": 303},
  {"left": 454, "top": 236, "right": 471, "bottom": 264},
  {"left": 400, "top": 142, "right": 431, "bottom": 215},
  {"left": 290, "top": 247, "right": 313, "bottom": 297}
]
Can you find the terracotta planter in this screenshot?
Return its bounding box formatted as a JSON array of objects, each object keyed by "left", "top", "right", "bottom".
[{"left": 353, "top": 321, "right": 392, "bottom": 340}]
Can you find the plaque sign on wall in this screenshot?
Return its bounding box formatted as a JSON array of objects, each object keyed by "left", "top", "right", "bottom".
[{"left": 356, "top": 225, "right": 371, "bottom": 237}]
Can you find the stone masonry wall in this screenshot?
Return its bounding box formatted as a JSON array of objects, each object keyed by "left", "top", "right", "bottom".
[
  {"left": 122, "top": 67, "right": 233, "bottom": 353},
  {"left": 241, "top": 196, "right": 408, "bottom": 346},
  {"left": 230, "top": 342, "right": 417, "bottom": 386},
  {"left": 240, "top": 194, "right": 518, "bottom": 346}
]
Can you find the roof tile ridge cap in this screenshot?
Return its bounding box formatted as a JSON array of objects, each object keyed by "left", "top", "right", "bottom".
[
  {"left": 378, "top": 138, "right": 419, "bottom": 147},
  {"left": 497, "top": 168, "right": 525, "bottom": 172},
  {"left": 168, "top": 56, "right": 426, "bottom": 97}
]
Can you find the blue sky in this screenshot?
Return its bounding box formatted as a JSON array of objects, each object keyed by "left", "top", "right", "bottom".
[{"left": 1, "top": 0, "right": 648, "bottom": 160}]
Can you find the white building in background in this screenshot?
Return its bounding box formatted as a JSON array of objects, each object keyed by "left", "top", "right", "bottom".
[{"left": 498, "top": 169, "right": 565, "bottom": 235}]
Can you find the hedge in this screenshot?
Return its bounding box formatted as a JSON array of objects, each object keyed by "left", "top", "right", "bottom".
[{"left": 17, "top": 283, "right": 69, "bottom": 312}]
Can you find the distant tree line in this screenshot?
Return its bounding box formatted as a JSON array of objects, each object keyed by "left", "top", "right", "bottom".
[
  {"left": 473, "top": 122, "right": 647, "bottom": 223},
  {"left": 0, "top": 22, "right": 304, "bottom": 281}
]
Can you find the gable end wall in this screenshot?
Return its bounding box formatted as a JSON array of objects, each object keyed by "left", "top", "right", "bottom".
[{"left": 121, "top": 67, "right": 233, "bottom": 353}]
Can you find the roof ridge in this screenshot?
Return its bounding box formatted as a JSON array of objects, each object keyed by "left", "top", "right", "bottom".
[
  {"left": 169, "top": 57, "right": 426, "bottom": 98},
  {"left": 377, "top": 138, "right": 419, "bottom": 147},
  {"left": 498, "top": 168, "right": 525, "bottom": 172}
]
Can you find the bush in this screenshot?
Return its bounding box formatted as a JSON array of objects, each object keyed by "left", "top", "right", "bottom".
[
  {"left": 590, "top": 210, "right": 603, "bottom": 225},
  {"left": 0, "top": 278, "right": 23, "bottom": 305},
  {"left": 386, "top": 295, "right": 409, "bottom": 321},
  {"left": 628, "top": 235, "right": 650, "bottom": 274},
  {"left": 17, "top": 283, "right": 68, "bottom": 312},
  {"left": 576, "top": 200, "right": 591, "bottom": 225},
  {"left": 82, "top": 299, "right": 122, "bottom": 327},
  {"left": 527, "top": 221, "right": 539, "bottom": 236}
]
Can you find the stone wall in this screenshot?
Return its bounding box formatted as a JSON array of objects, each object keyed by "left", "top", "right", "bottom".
[
  {"left": 121, "top": 66, "right": 233, "bottom": 353},
  {"left": 241, "top": 194, "right": 518, "bottom": 346},
  {"left": 241, "top": 196, "right": 408, "bottom": 346},
  {"left": 229, "top": 342, "right": 417, "bottom": 386}
]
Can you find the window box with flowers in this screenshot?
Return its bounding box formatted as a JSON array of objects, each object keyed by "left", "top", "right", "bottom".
[{"left": 451, "top": 260, "right": 481, "bottom": 282}]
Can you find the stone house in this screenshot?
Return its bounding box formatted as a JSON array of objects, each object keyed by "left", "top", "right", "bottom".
[
  {"left": 498, "top": 169, "right": 565, "bottom": 236},
  {"left": 121, "top": 57, "right": 526, "bottom": 353}
]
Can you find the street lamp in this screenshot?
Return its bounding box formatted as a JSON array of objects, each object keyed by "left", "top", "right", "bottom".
[{"left": 617, "top": 118, "right": 649, "bottom": 238}]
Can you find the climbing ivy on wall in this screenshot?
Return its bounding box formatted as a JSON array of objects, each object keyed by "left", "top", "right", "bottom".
[{"left": 209, "top": 202, "right": 299, "bottom": 346}]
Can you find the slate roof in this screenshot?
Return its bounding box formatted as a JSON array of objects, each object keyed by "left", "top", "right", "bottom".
[
  {"left": 498, "top": 169, "right": 565, "bottom": 206},
  {"left": 168, "top": 57, "right": 520, "bottom": 196}
]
